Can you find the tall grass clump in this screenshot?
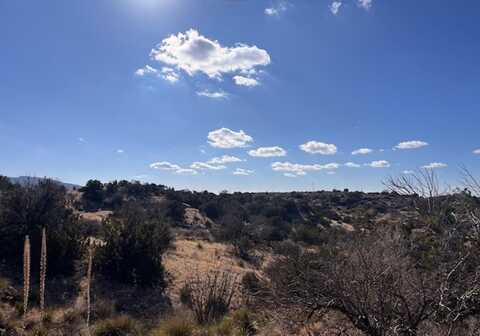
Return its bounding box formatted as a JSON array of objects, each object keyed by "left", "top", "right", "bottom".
[
  {"left": 39, "top": 227, "right": 47, "bottom": 314},
  {"left": 23, "top": 235, "right": 31, "bottom": 321}
]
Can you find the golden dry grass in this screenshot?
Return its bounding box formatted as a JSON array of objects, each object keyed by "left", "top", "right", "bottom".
[{"left": 163, "top": 238, "right": 258, "bottom": 308}]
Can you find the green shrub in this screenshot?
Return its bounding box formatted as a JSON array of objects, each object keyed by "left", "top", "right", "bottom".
[
  {"left": 0, "top": 180, "right": 83, "bottom": 276},
  {"left": 96, "top": 202, "right": 172, "bottom": 287},
  {"left": 93, "top": 315, "right": 142, "bottom": 336},
  {"left": 150, "top": 317, "right": 195, "bottom": 336}
]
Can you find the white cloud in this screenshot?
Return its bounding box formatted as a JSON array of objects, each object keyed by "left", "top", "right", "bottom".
[
  {"left": 207, "top": 155, "right": 243, "bottom": 165},
  {"left": 283, "top": 173, "right": 298, "bottom": 178},
  {"left": 135, "top": 65, "right": 158, "bottom": 76},
  {"left": 248, "top": 146, "right": 287, "bottom": 157},
  {"left": 473, "top": 149, "right": 480, "bottom": 155},
  {"left": 358, "top": 0, "right": 373, "bottom": 10},
  {"left": 190, "top": 162, "right": 226, "bottom": 170},
  {"left": 395, "top": 140, "right": 429, "bottom": 150},
  {"left": 150, "top": 161, "right": 181, "bottom": 171},
  {"left": 196, "top": 90, "right": 229, "bottom": 99},
  {"left": 233, "top": 168, "right": 254, "bottom": 176},
  {"left": 345, "top": 162, "right": 361, "bottom": 168},
  {"left": 329, "top": 1, "right": 342, "bottom": 15},
  {"left": 175, "top": 168, "right": 198, "bottom": 175},
  {"left": 116, "top": 149, "right": 125, "bottom": 154},
  {"left": 300, "top": 141, "right": 337, "bottom": 155},
  {"left": 272, "top": 161, "right": 339, "bottom": 176},
  {"left": 367, "top": 160, "right": 391, "bottom": 168},
  {"left": 150, "top": 29, "right": 271, "bottom": 79},
  {"left": 161, "top": 67, "right": 179, "bottom": 83},
  {"left": 208, "top": 128, "right": 253, "bottom": 148},
  {"left": 403, "top": 170, "right": 415, "bottom": 174},
  {"left": 233, "top": 75, "right": 260, "bottom": 87},
  {"left": 422, "top": 162, "right": 448, "bottom": 169},
  {"left": 265, "top": 1, "right": 288, "bottom": 16},
  {"left": 352, "top": 148, "right": 373, "bottom": 155}
]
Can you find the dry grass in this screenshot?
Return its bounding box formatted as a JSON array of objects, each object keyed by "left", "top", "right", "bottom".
[{"left": 163, "top": 239, "right": 258, "bottom": 308}]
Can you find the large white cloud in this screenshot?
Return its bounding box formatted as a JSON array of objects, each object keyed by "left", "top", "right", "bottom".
[
  {"left": 248, "top": 146, "right": 286, "bottom": 157},
  {"left": 233, "top": 168, "right": 254, "bottom": 176},
  {"left": 395, "top": 140, "right": 429, "bottom": 150},
  {"left": 367, "top": 160, "right": 391, "bottom": 168},
  {"left": 150, "top": 29, "right": 271, "bottom": 79},
  {"left": 208, "top": 128, "right": 253, "bottom": 148},
  {"left": 300, "top": 141, "right": 337, "bottom": 155},
  {"left": 422, "top": 162, "right": 448, "bottom": 169},
  {"left": 272, "top": 161, "right": 339, "bottom": 176},
  {"left": 233, "top": 75, "right": 260, "bottom": 87}
]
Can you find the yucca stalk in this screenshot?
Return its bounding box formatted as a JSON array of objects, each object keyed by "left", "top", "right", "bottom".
[
  {"left": 23, "top": 235, "right": 31, "bottom": 321},
  {"left": 39, "top": 227, "right": 47, "bottom": 314},
  {"left": 86, "top": 242, "right": 94, "bottom": 329}
]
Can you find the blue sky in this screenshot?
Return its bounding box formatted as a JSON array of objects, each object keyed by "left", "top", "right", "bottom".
[{"left": 1, "top": 0, "right": 479, "bottom": 192}]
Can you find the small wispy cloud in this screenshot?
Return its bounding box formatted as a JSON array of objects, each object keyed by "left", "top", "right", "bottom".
[
  {"left": 248, "top": 146, "right": 287, "bottom": 157},
  {"left": 265, "top": 1, "right": 288, "bottom": 16},
  {"left": 150, "top": 161, "right": 199, "bottom": 175},
  {"left": 78, "top": 137, "right": 86, "bottom": 143},
  {"left": 345, "top": 162, "right": 361, "bottom": 168},
  {"left": 473, "top": 149, "right": 480, "bottom": 155},
  {"left": 135, "top": 65, "right": 157, "bottom": 77},
  {"left": 207, "top": 155, "right": 243, "bottom": 165},
  {"left": 367, "top": 160, "right": 391, "bottom": 168},
  {"left": 116, "top": 149, "right": 125, "bottom": 154},
  {"left": 233, "top": 75, "right": 260, "bottom": 87},
  {"left": 208, "top": 128, "right": 254, "bottom": 148},
  {"left": 196, "top": 90, "right": 229, "bottom": 99},
  {"left": 403, "top": 170, "right": 415, "bottom": 175},
  {"left": 190, "top": 162, "right": 226, "bottom": 170},
  {"left": 233, "top": 168, "right": 254, "bottom": 176},
  {"left": 358, "top": 0, "right": 373, "bottom": 10},
  {"left": 422, "top": 162, "right": 447, "bottom": 169},
  {"left": 329, "top": 1, "right": 342, "bottom": 15},
  {"left": 272, "top": 161, "right": 339, "bottom": 176},
  {"left": 352, "top": 148, "right": 373, "bottom": 155},
  {"left": 395, "top": 140, "right": 429, "bottom": 150},
  {"left": 300, "top": 141, "right": 337, "bottom": 155},
  {"left": 161, "top": 67, "right": 179, "bottom": 83}
]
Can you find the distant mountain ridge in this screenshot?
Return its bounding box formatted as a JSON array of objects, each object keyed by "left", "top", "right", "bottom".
[{"left": 8, "top": 176, "right": 80, "bottom": 190}]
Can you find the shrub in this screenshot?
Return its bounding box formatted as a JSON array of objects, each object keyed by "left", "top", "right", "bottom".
[
  {"left": 0, "top": 180, "right": 83, "bottom": 276},
  {"left": 150, "top": 317, "right": 195, "bottom": 336},
  {"left": 96, "top": 202, "right": 172, "bottom": 287},
  {"left": 232, "top": 308, "right": 257, "bottom": 336},
  {"left": 183, "top": 271, "right": 237, "bottom": 324},
  {"left": 93, "top": 315, "right": 142, "bottom": 336}
]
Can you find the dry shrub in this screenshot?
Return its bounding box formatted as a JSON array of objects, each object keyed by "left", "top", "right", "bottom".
[
  {"left": 150, "top": 316, "right": 195, "bottom": 336},
  {"left": 183, "top": 270, "right": 237, "bottom": 325},
  {"left": 93, "top": 315, "right": 142, "bottom": 336}
]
